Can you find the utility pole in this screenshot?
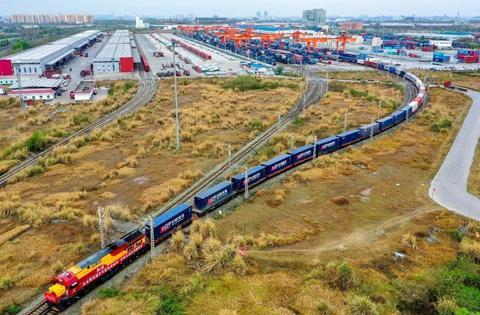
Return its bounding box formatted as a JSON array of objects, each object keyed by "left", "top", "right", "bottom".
[
  {"left": 172, "top": 42, "right": 180, "bottom": 151},
  {"left": 97, "top": 207, "right": 106, "bottom": 249},
  {"left": 149, "top": 216, "right": 155, "bottom": 260},
  {"left": 244, "top": 170, "right": 249, "bottom": 200},
  {"left": 15, "top": 65, "right": 26, "bottom": 109},
  {"left": 291, "top": 134, "right": 295, "bottom": 150},
  {"left": 343, "top": 113, "right": 348, "bottom": 132},
  {"left": 313, "top": 135, "right": 318, "bottom": 159}
]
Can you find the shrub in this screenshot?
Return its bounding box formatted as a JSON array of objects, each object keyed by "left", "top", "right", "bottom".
[
  {"left": 329, "top": 81, "right": 346, "bottom": 92},
  {"left": 274, "top": 66, "right": 284, "bottom": 75},
  {"left": 222, "top": 76, "right": 286, "bottom": 91},
  {"left": 171, "top": 230, "right": 185, "bottom": 253},
  {"left": 249, "top": 119, "right": 264, "bottom": 131},
  {"left": 72, "top": 113, "right": 91, "bottom": 126},
  {"left": 348, "top": 88, "right": 368, "bottom": 98},
  {"left": 292, "top": 117, "right": 304, "bottom": 127},
  {"left": 346, "top": 296, "right": 379, "bottom": 315},
  {"left": 156, "top": 288, "right": 184, "bottom": 315},
  {"left": 316, "top": 299, "right": 335, "bottom": 315},
  {"left": 98, "top": 287, "right": 122, "bottom": 299},
  {"left": 180, "top": 272, "right": 204, "bottom": 295},
  {"left": 436, "top": 297, "right": 459, "bottom": 315},
  {"left": 231, "top": 254, "right": 247, "bottom": 275},
  {"left": 337, "top": 262, "right": 357, "bottom": 291},
  {"left": 25, "top": 130, "right": 47, "bottom": 152},
  {"left": 460, "top": 238, "right": 480, "bottom": 261},
  {"left": 0, "top": 276, "right": 14, "bottom": 289},
  {"left": 3, "top": 304, "right": 21, "bottom": 314},
  {"left": 430, "top": 118, "right": 453, "bottom": 133}
]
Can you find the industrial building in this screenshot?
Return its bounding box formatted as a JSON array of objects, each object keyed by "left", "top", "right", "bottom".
[
  {"left": 0, "top": 30, "right": 100, "bottom": 77},
  {"left": 302, "top": 8, "right": 327, "bottom": 26},
  {"left": 92, "top": 30, "right": 134, "bottom": 73},
  {"left": 72, "top": 80, "right": 96, "bottom": 101}
]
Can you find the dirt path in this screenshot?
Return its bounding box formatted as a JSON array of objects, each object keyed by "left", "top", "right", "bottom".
[{"left": 248, "top": 207, "right": 438, "bottom": 256}]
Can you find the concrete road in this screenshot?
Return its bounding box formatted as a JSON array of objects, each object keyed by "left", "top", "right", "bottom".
[{"left": 429, "top": 89, "right": 480, "bottom": 221}]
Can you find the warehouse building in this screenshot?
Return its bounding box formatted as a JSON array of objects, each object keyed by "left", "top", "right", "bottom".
[
  {"left": 92, "top": 30, "right": 134, "bottom": 74},
  {"left": 0, "top": 30, "right": 100, "bottom": 77}
]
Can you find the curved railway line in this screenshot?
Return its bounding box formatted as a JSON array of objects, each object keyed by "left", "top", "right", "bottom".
[
  {"left": 0, "top": 69, "right": 157, "bottom": 188},
  {"left": 21, "top": 68, "right": 419, "bottom": 315}
]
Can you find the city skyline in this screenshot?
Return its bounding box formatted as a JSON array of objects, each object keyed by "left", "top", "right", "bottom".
[{"left": 0, "top": 0, "right": 479, "bottom": 17}]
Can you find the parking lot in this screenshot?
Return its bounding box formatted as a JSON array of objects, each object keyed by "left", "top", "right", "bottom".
[{"left": 53, "top": 37, "right": 108, "bottom": 104}]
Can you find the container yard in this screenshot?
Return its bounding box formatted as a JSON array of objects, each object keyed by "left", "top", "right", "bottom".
[{"left": 175, "top": 26, "right": 480, "bottom": 72}]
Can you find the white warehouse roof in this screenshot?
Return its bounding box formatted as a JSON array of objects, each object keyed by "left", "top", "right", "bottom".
[
  {"left": 94, "top": 30, "right": 132, "bottom": 62},
  {"left": 7, "top": 30, "right": 100, "bottom": 65}
]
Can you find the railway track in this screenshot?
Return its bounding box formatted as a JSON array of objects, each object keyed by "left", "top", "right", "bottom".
[
  {"left": 152, "top": 73, "right": 418, "bottom": 218},
  {"left": 20, "top": 71, "right": 418, "bottom": 315},
  {"left": 0, "top": 69, "right": 157, "bottom": 188},
  {"left": 152, "top": 77, "right": 326, "bottom": 217},
  {"left": 24, "top": 301, "right": 59, "bottom": 315}
]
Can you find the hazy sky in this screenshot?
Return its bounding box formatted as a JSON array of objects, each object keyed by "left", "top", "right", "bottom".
[{"left": 1, "top": 0, "right": 479, "bottom": 17}]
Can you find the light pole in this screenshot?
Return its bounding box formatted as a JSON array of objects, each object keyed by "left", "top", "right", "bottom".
[
  {"left": 172, "top": 42, "right": 180, "bottom": 151},
  {"left": 149, "top": 216, "right": 155, "bottom": 260},
  {"left": 97, "top": 207, "right": 106, "bottom": 249}
]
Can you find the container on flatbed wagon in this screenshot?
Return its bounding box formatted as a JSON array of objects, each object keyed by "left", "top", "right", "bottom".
[
  {"left": 337, "top": 130, "right": 362, "bottom": 147},
  {"left": 377, "top": 115, "right": 396, "bottom": 131},
  {"left": 262, "top": 154, "right": 292, "bottom": 177},
  {"left": 408, "top": 101, "right": 419, "bottom": 113},
  {"left": 316, "top": 136, "right": 341, "bottom": 155},
  {"left": 231, "top": 165, "right": 266, "bottom": 191},
  {"left": 289, "top": 144, "right": 314, "bottom": 165},
  {"left": 392, "top": 110, "right": 407, "bottom": 124},
  {"left": 194, "top": 181, "right": 233, "bottom": 213},
  {"left": 359, "top": 123, "right": 380, "bottom": 138},
  {"left": 146, "top": 204, "right": 192, "bottom": 240}
]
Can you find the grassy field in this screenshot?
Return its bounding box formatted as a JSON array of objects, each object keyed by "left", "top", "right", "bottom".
[
  {"left": 80, "top": 86, "right": 480, "bottom": 315},
  {"left": 0, "top": 76, "right": 303, "bottom": 312},
  {"left": 0, "top": 81, "right": 138, "bottom": 175},
  {"left": 412, "top": 70, "right": 480, "bottom": 91},
  {"left": 468, "top": 143, "right": 480, "bottom": 197},
  {"left": 324, "top": 70, "right": 399, "bottom": 83}
]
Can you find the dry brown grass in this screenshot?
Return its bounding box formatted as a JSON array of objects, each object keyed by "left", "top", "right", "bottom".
[{"left": 0, "top": 225, "right": 30, "bottom": 246}]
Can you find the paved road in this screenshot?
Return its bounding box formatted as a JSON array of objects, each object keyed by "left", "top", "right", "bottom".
[{"left": 429, "top": 89, "right": 480, "bottom": 221}]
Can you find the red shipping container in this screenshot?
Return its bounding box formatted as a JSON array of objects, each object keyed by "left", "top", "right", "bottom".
[
  {"left": 120, "top": 57, "right": 134, "bottom": 72},
  {"left": 0, "top": 59, "right": 13, "bottom": 76}
]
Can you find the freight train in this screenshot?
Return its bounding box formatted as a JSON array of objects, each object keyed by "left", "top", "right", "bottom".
[{"left": 44, "top": 61, "right": 426, "bottom": 308}]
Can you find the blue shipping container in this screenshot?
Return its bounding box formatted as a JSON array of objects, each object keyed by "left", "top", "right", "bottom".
[
  {"left": 231, "top": 165, "right": 266, "bottom": 191},
  {"left": 146, "top": 204, "right": 192, "bottom": 240},
  {"left": 377, "top": 116, "right": 396, "bottom": 130},
  {"left": 359, "top": 123, "right": 380, "bottom": 138},
  {"left": 289, "top": 144, "right": 314, "bottom": 165},
  {"left": 262, "top": 154, "right": 292, "bottom": 176},
  {"left": 194, "top": 181, "right": 233, "bottom": 212},
  {"left": 338, "top": 130, "right": 362, "bottom": 147},
  {"left": 392, "top": 110, "right": 406, "bottom": 124},
  {"left": 316, "top": 136, "right": 341, "bottom": 155}
]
